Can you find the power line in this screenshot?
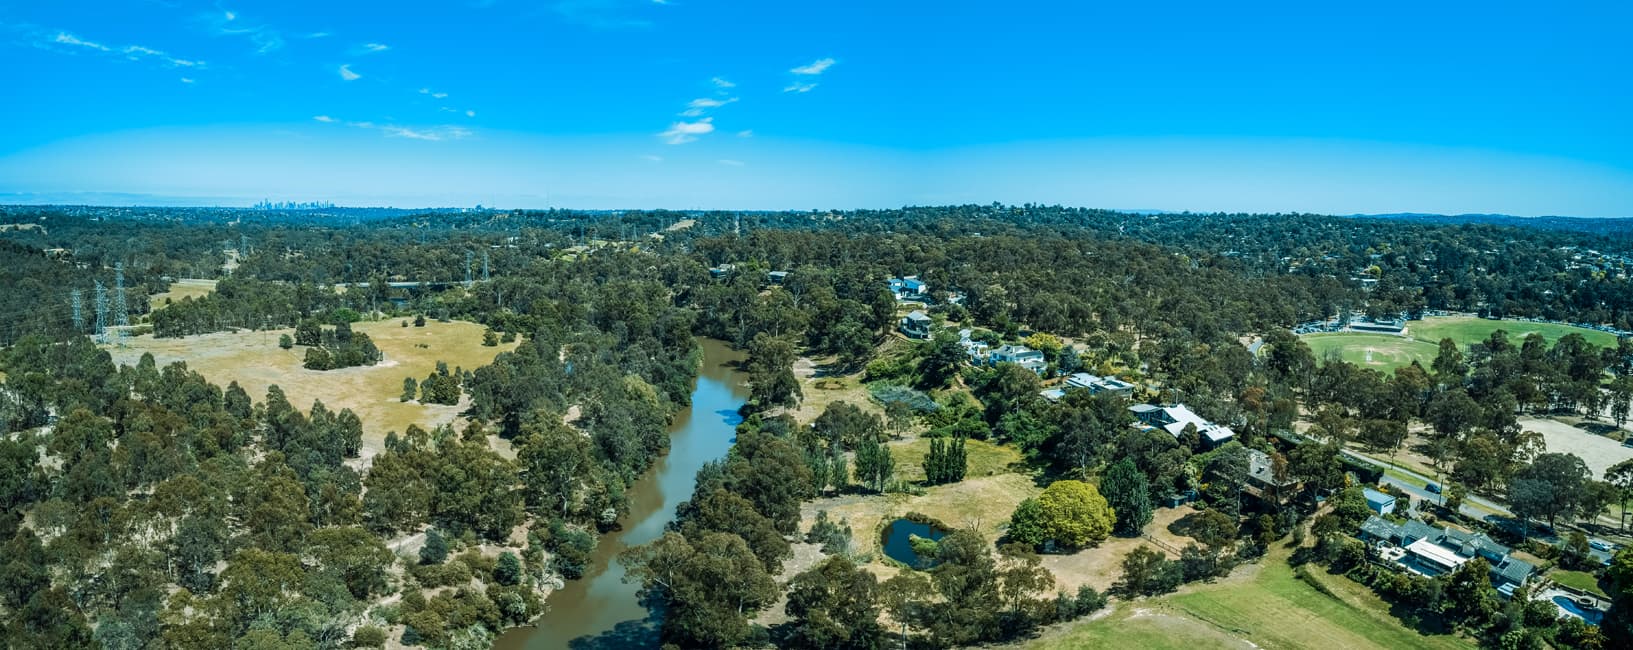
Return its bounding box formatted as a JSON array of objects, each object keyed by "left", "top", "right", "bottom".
[{"left": 94, "top": 280, "right": 108, "bottom": 344}]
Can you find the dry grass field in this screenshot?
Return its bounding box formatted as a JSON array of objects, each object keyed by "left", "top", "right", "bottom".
[
  {"left": 106, "top": 319, "right": 517, "bottom": 452},
  {"left": 147, "top": 278, "right": 218, "bottom": 311}
]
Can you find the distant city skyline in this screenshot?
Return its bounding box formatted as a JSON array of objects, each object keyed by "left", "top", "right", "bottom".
[{"left": 3, "top": 1, "right": 1631, "bottom": 216}]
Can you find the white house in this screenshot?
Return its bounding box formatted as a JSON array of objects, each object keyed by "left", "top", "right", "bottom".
[
  {"left": 1064, "top": 373, "right": 1135, "bottom": 397},
  {"left": 989, "top": 344, "right": 1046, "bottom": 375}
]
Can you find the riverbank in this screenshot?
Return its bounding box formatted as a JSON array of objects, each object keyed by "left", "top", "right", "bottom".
[{"left": 493, "top": 338, "right": 749, "bottom": 650}]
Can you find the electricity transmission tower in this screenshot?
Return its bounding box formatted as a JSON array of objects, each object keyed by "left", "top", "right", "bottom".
[
  {"left": 71, "top": 289, "right": 84, "bottom": 333},
  {"left": 482, "top": 250, "right": 490, "bottom": 282},
  {"left": 113, "top": 262, "right": 129, "bottom": 346},
  {"left": 464, "top": 251, "right": 474, "bottom": 288},
  {"left": 94, "top": 280, "right": 108, "bottom": 344}
]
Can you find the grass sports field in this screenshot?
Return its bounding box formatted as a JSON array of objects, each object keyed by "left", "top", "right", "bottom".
[
  {"left": 1411, "top": 315, "right": 1620, "bottom": 349},
  {"left": 1028, "top": 551, "right": 1474, "bottom": 650},
  {"left": 1298, "top": 315, "right": 1620, "bottom": 374},
  {"left": 106, "top": 319, "right": 516, "bottom": 451},
  {"left": 1303, "top": 333, "right": 1440, "bottom": 373}
]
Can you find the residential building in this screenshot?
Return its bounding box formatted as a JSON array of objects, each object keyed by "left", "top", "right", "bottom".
[
  {"left": 1128, "top": 403, "right": 1235, "bottom": 447},
  {"left": 1064, "top": 372, "right": 1135, "bottom": 397},
  {"left": 1355, "top": 515, "right": 1535, "bottom": 594},
  {"left": 888, "top": 276, "right": 929, "bottom": 302},
  {"left": 899, "top": 310, "right": 932, "bottom": 339},
  {"left": 1246, "top": 448, "right": 1299, "bottom": 500},
  {"left": 958, "top": 329, "right": 990, "bottom": 364},
  {"left": 989, "top": 344, "right": 1047, "bottom": 375},
  {"left": 1364, "top": 487, "right": 1397, "bottom": 515},
  {"left": 767, "top": 270, "right": 790, "bottom": 285}
]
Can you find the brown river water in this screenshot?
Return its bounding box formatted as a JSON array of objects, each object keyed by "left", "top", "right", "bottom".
[{"left": 492, "top": 338, "right": 748, "bottom": 650}]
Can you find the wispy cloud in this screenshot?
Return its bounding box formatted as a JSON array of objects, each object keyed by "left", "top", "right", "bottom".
[
  {"left": 304, "top": 31, "right": 332, "bottom": 39},
  {"left": 313, "top": 115, "right": 473, "bottom": 141},
  {"left": 680, "top": 96, "right": 737, "bottom": 117},
  {"left": 783, "top": 82, "right": 818, "bottom": 93},
  {"left": 737, "top": 130, "right": 753, "bottom": 138},
  {"left": 711, "top": 76, "right": 735, "bottom": 88},
  {"left": 659, "top": 117, "right": 714, "bottom": 144},
  {"left": 361, "top": 42, "right": 390, "bottom": 53},
  {"left": 791, "top": 57, "right": 835, "bottom": 75},
  {"left": 718, "top": 159, "right": 744, "bottom": 166},
  {"left": 382, "top": 125, "right": 472, "bottom": 141},
  {"left": 205, "top": 8, "right": 284, "bottom": 54},
  {"left": 642, "top": 154, "right": 663, "bottom": 162},
  {"left": 466, "top": 110, "right": 477, "bottom": 118},
  {"left": 48, "top": 30, "right": 205, "bottom": 68},
  {"left": 338, "top": 64, "right": 361, "bottom": 81},
  {"left": 55, "top": 32, "right": 110, "bottom": 52},
  {"left": 180, "top": 77, "right": 196, "bottom": 84},
  {"left": 419, "top": 88, "right": 450, "bottom": 99}
]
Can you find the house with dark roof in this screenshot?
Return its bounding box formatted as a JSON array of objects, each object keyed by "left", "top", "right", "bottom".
[
  {"left": 1355, "top": 515, "right": 1534, "bottom": 593},
  {"left": 888, "top": 276, "right": 929, "bottom": 302},
  {"left": 1246, "top": 449, "right": 1299, "bottom": 502}
]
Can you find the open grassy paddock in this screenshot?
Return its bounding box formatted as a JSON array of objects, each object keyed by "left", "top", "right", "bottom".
[
  {"left": 147, "top": 278, "right": 218, "bottom": 310},
  {"left": 105, "top": 319, "right": 517, "bottom": 452},
  {"left": 1027, "top": 548, "right": 1475, "bottom": 650},
  {"left": 888, "top": 436, "right": 1024, "bottom": 483}
]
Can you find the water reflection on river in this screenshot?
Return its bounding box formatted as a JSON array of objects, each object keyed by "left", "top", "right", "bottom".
[{"left": 491, "top": 338, "right": 747, "bottom": 650}]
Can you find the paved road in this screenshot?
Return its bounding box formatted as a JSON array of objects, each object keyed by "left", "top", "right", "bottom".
[{"left": 1341, "top": 451, "right": 1575, "bottom": 544}]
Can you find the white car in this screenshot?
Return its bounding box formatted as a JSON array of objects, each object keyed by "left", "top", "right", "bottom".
[{"left": 1589, "top": 539, "right": 1615, "bottom": 552}]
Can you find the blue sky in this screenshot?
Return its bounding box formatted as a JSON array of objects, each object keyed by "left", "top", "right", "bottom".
[{"left": 2, "top": 1, "right": 1631, "bottom": 214}]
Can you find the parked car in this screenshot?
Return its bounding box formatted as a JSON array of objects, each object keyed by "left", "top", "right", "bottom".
[
  {"left": 1590, "top": 539, "right": 1616, "bottom": 552},
  {"left": 1425, "top": 482, "right": 1442, "bottom": 494}
]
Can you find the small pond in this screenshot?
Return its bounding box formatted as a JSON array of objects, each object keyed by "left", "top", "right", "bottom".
[{"left": 881, "top": 518, "right": 950, "bottom": 569}]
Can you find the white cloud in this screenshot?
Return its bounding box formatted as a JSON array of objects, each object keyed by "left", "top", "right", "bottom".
[
  {"left": 339, "top": 64, "right": 361, "bottom": 81},
  {"left": 305, "top": 32, "right": 332, "bottom": 39},
  {"left": 51, "top": 32, "right": 204, "bottom": 68},
  {"left": 659, "top": 117, "right": 714, "bottom": 144},
  {"left": 419, "top": 88, "right": 449, "bottom": 99},
  {"left": 362, "top": 43, "right": 390, "bottom": 53},
  {"left": 313, "top": 115, "right": 336, "bottom": 123},
  {"left": 466, "top": 110, "right": 476, "bottom": 118},
  {"left": 680, "top": 96, "right": 737, "bottom": 117},
  {"left": 791, "top": 57, "right": 835, "bottom": 75},
  {"left": 382, "top": 126, "right": 472, "bottom": 141},
  {"left": 718, "top": 159, "right": 744, "bottom": 166},
  {"left": 711, "top": 76, "right": 735, "bottom": 88},
  {"left": 642, "top": 154, "right": 663, "bottom": 162},
  {"left": 737, "top": 130, "right": 753, "bottom": 138},
  {"left": 180, "top": 77, "right": 196, "bottom": 84},
  {"left": 55, "top": 32, "right": 111, "bottom": 52},
  {"left": 783, "top": 82, "right": 818, "bottom": 93},
  {"left": 223, "top": 10, "right": 237, "bottom": 21},
  {"left": 206, "top": 8, "right": 284, "bottom": 54}
]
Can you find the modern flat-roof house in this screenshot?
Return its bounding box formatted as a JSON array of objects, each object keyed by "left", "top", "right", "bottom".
[
  {"left": 767, "top": 270, "right": 790, "bottom": 285},
  {"left": 1064, "top": 373, "right": 1135, "bottom": 397},
  {"left": 1356, "top": 515, "right": 1534, "bottom": 595},
  {"left": 989, "top": 344, "right": 1047, "bottom": 375},
  {"left": 1128, "top": 403, "right": 1235, "bottom": 447},
  {"left": 888, "top": 276, "right": 929, "bottom": 302},
  {"left": 1364, "top": 487, "right": 1397, "bottom": 515},
  {"left": 899, "top": 310, "right": 933, "bottom": 339}
]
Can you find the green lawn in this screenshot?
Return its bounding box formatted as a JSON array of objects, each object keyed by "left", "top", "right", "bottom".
[
  {"left": 1032, "top": 555, "right": 1474, "bottom": 650},
  {"left": 1303, "top": 332, "right": 1440, "bottom": 374},
  {"left": 1410, "top": 316, "right": 1619, "bottom": 349},
  {"left": 1550, "top": 569, "right": 1607, "bottom": 597}
]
